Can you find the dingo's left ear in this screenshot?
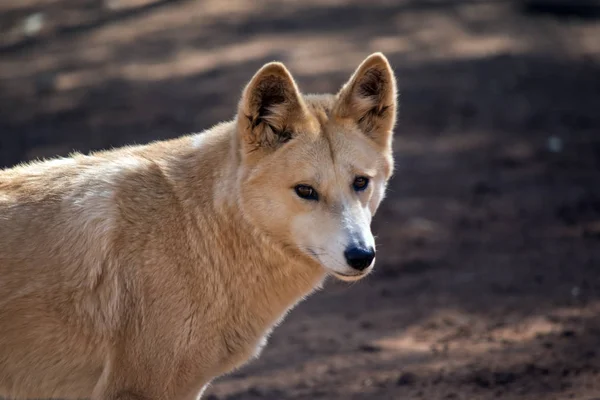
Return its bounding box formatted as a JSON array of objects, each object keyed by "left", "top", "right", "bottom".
[
  {"left": 335, "top": 53, "right": 397, "bottom": 147},
  {"left": 238, "top": 62, "right": 306, "bottom": 152}
]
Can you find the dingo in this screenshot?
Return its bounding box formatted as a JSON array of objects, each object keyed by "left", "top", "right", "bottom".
[{"left": 0, "top": 53, "right": 397, "bottom": 399}]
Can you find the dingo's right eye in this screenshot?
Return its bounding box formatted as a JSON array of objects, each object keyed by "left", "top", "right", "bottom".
[{"left": 294, "top": 185, "right": 319, "bottom": 201}]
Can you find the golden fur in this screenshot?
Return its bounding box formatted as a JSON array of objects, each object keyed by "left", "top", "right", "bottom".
[{"left": 0, "top": 53, "right": 397, "bottom": 399}]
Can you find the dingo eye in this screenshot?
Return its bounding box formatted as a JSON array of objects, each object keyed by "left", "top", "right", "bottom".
[
  {"left": 353, "top": 176, "right": 369, "bottom": 192},
  {"left": 295, "top": 185, "right": 319, "bottom": 201}
]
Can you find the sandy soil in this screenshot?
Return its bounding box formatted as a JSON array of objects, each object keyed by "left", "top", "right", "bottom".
[{"left": 1, "top": 1, "right": 600, "bottom": 399}]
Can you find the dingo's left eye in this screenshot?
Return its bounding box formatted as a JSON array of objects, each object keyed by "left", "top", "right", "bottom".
[
  {"left": 353, "top": 176, "right": 369, "bottom": 192},
  {"left": 295, "top": 185, "right": 319, "bottom": 201}
]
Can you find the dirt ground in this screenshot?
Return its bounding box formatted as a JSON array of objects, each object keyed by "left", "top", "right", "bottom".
[{"left": 1, "top": 1, "right": 600, "bottom": 399}]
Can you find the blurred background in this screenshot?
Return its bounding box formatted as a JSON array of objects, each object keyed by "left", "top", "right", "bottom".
[{"left": 1, "top": 0, "right": 600, "bottom": 399}]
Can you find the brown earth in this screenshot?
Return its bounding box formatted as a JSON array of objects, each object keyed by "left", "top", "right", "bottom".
[{"left": 1, "top": 1, "right": 600, "bottom": 399}]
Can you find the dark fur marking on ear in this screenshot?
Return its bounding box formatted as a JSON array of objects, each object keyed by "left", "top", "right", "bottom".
[
  {"left": 256, "top": 78, "right": 287, "bottom": 118},
  {"left": 277, "top": 129, "right": 293, "bottom": 143},
  {"left": 266, "top": 124, "right": 294, "bottom": 145},
  {"left": 244, "top": 115, "right": 294, "bottom": 152},
  {"left": 358, "top": 104, "right": 392, "bottom": 133},
  {"left": 246, "top": 113, "right": 263, "bottom": 130},
  {"left": 358, "top": 68, "right": 386, "bottom": 99},
  {"left": 376, "top": 104, "right": 391, "bottom": 117}
]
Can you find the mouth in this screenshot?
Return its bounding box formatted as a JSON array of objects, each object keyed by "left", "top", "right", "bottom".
[
  {"left": 330, "top": 269, "right": 371, "bottom": 282},
  {"left": 305, "top": 248, "right": 372, "bottom": 282}
]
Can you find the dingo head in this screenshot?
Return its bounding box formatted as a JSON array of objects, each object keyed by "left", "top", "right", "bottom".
[{"left": 236, "top": 53, "right": 397, "bottom": 281}]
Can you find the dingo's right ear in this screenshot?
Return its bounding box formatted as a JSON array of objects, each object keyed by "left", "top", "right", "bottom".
[{"left": 238, "top": 62, "right": 306, "bottom": 152}]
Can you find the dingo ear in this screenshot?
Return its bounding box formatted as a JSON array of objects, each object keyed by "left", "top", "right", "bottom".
[
  {"left": 335, "top": 53, "right": 397, "bottom": 147},
  {"left": 238, "top": 62, "right": 306, "bottom": 152}
]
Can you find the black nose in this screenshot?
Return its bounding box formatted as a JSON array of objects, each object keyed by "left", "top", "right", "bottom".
[{"left": 344, "top": 246, "right": 375, "bottom": 271}]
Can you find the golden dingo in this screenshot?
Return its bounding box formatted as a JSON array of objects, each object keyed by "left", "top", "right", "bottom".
[{"left": 0, "top": 52, "right": 397, "bottom": 399}]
